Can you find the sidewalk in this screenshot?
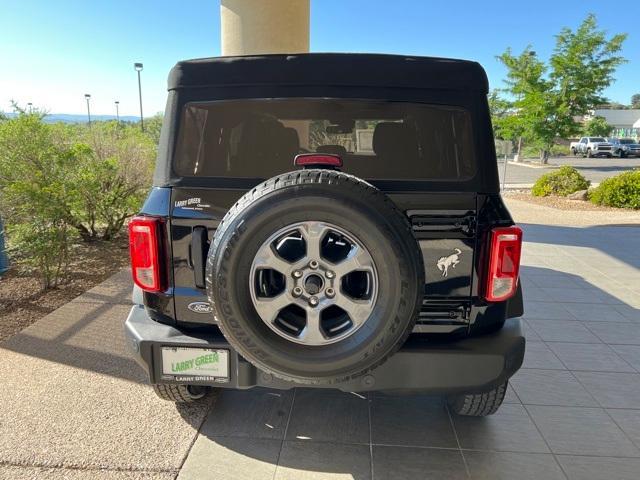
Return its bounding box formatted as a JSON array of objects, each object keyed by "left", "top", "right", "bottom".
[{"left": 0, "top": 270, "right": 211, "bottom": 479}]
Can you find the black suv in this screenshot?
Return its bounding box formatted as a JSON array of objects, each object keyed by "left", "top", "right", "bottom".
[{"left": 125, "top": 53, "right": 525, "bottom": 416}]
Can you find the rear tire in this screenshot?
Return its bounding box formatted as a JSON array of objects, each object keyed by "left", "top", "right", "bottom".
[
  {"left": 152, "top": 384, "right": 216, "bottom": 403},
  {"left": 447, "top": 381, "right": 508, "bottom": 416}
]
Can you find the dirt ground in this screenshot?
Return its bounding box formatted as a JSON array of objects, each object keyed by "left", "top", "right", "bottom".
[
  {"left": 0, "top": 236, "right": 129, "bottom": 342},
  {"left": 503, "top": 191, "right": 631, "bottom": 212}
]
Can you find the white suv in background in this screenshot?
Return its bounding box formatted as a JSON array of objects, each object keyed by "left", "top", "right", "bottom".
[{"left": 574, "top": 137, "right": 613, "bottom": 158}]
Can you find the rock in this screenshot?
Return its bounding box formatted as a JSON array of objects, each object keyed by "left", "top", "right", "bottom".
[{"left": 567, "top": 189, "right": 588, "bottom": 200}]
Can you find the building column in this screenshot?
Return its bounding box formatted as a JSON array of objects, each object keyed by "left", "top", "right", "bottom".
[{"left": 220, "top": 0, "right": 310, "bottom": 56}]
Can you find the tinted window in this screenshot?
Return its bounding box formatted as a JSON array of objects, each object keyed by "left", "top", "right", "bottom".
[{"left": 173, "top": 99, "right": 475, "bottom": 180}]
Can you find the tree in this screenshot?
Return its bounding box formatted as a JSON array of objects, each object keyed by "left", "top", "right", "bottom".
[
  {"left": 632, "top": 93, "right": 640, "bottom": 109},
  {"left": 583, "top": 116, "right": 613, "bottom": 137},
  {"left": 143, "top": 113, "right": 164, "bottom": 145},
  {"left": 496, "top": 14, "right": 626, "bottom": 163}
]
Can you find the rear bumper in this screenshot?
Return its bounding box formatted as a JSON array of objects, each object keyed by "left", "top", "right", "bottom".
[{"left": 124, "top": 305, "right": 525, "bottom": 394}]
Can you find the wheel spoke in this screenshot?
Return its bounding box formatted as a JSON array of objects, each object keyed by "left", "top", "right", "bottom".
[
  {"left": 334, "top": 295, "right": 374, "bottom": 327},
  {"left": 299, "top": 222, "right": 328, "bottom": 261},
  {"left": 332, "top": 246, "right": 374, "bottom": 278},
  {"left": 253, "top": 292, "right": 293, "bottom": 323},
  {"left": 299, "top": 308, "right": 326, "bottom": 344},
  {"left": 253, "top": 244, "right": 292, "bottom": 275}
]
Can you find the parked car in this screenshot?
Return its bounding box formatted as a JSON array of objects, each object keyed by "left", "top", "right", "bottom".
[
  {"left": 607, "top": 138, "right": 640, "bottom": 158},
  {"left": 124, "top": 53, "right": 525, "bottom": 417},
  {"left": 569, "top": 140, "right": 581, "bottom": 155},
  {"left": 574, "top": 137, "right": 613, "bottom": 157}
]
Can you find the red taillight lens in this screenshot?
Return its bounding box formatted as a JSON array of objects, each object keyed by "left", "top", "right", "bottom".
[
  {"left": 294, "top": 153, "right": 343, "bottom": 168},
  {"left": 128, "top": 216, "right": 164, "bottom": 292},
  {"left": 484, "top": 226, "right": 523, "bottom": 302}
]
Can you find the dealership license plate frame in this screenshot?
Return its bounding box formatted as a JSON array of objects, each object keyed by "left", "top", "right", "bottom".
[{"left": 161, "top": 346, "right": 230, "bottom": 383}]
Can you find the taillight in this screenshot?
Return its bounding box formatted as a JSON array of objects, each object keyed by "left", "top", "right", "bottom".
[
  {"left": 128, "top": 216, "right": 165, "bottom": 292},
  {"left": 294, "top": 153, "right": 343, "bottom": 168},
  {"left": 484, "top": 226, "right": 523, "bottom": 302}
]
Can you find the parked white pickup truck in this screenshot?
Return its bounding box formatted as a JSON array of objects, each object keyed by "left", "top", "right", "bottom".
[{"left": 572, "top": 137, "right": 613, "bottom": 157}]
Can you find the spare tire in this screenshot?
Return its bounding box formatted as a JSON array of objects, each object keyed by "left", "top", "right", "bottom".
[{"left": 206, "top": 169, "right": 424, "bottom": 384}]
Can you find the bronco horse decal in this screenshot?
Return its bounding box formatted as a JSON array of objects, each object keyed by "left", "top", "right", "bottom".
[{"left": 436, "top": 248, "right": 462, "bottom": 277}]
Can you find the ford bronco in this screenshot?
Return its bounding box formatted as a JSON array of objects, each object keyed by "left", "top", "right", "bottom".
[{"left": 125, "top": 53, "right": 525, "bottom": 416}]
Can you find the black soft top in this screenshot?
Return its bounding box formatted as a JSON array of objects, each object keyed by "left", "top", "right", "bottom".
[{"left": 168, "top": 53, "right": 489, "bottom": 93}]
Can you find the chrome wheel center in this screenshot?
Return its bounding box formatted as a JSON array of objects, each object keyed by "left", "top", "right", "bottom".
[{"left": 249, "top": 221, "right": 378, "bottom": 346}]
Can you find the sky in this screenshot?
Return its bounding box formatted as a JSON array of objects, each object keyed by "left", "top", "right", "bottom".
[{"left": 1, "top": 0, "right": 639, "bottom": 116}]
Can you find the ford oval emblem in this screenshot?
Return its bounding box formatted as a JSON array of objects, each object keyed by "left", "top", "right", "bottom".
[{"left": 188, "top": 302, "right": 213, "bottom": 314}]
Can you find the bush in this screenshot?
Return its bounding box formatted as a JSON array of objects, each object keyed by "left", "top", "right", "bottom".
[
  {"left": 0, "top": 112, "right": 79, "bottom": 287},
  {"left": 589, "top": 170, "right": 640, "bottom": 209},
  {"left": 66, "top": 122, "right": 155, "bottom": 240},
  {"left": 0, "top": 111, "right": 156, "bottom": 287},
  {"left": 531, "top": 166, "right": 591, "bottom": 197}
]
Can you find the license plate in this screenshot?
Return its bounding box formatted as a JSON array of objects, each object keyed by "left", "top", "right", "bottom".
[{"left": 161, "top": 347, "right": 229, "bottom": 382}]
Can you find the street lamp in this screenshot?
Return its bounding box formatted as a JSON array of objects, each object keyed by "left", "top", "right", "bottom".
[
  {"left": 134, "top": 62, "right": 144, "bottom": 131},
  {"left": 84, "top": 94, "right": 92, "bottom": 125},
  {"left": 27, "top": 102, "right": 33, "bottom": 113},
  {"left": 114, "top": 100, "right": 120, "bottom": 123}
]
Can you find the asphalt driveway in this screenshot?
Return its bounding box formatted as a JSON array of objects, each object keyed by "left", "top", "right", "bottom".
[
  {"left": 1, "top": 200, "right": 639, "bottom": 479},
  {"left": 499, "top": 155, "right": 640, "bottom": 186}
]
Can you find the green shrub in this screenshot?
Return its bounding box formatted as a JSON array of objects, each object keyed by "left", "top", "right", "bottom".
[
  {"left": 531, "top": 166, "right": 591, "bottom": 197},
  {"left": 521, "top": 143, "right": 569, "bottom": 159},
  {"left": 0, "top": 111, "right": 156, "bottom": 287},
  {"left": 589, "top": 170, "right": 640, "bottom": 209},
  {"left": 0, "top": 112, "right": 79, "bottom": 287}
]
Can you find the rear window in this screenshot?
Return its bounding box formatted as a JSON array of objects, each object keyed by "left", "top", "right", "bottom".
[{"left": 173, "top": 98, "right": 476, "bottom": 180}]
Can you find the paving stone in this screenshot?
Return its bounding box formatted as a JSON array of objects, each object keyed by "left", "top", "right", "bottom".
[
  {"left": 200, "top": 388, "right": 293, "bottom": 440},
  {"left": 275, "top": 441, "right": 371, "bottom": 480},
  {"left": 557, "top": 455, "right": 640, "bottom": 480},
  {"left": 177, "top": 437, "right": 280, "bottom": 480},
  {"left": 526, "top": 320, "right": 601, "bottom": 343},
  {"left": 610, "top": 344, "right": 640, "bottom": 372},
  {"left": 522, "top": 302, "right": 574, "bottom": 320},
  {"left": 547, "top": 342, "right": 635, "bottom": 372},
  {"left": 607, "top": 409, "right": 640, "bottom": 450},
  {"left": 564, "top": 303, "right": 630, "bottom": 323},
  {"left": 526, "top": 405, "right": 639, "bottom": 456},
  {"left": 372, "top": 446, "right": 467, "bottom": 480},
  {"left": 522, "top": 342, "right": 566, "bottom": 370},
  {"left": 286, "top": 389, "right": 369, "bottom": 444},
  {"left": 510, "top": 369, "right": 597, "bottom": 407},
  {"left": 464, "top": 451, "right": 565, "bottom": 480},
  {"left": 585, "top": 322, "right": 640, "bottom": 345},
  {"left": 574, "top": 371, "right": 640, "bottom": 409},
  {"left": 370, "top": 395, "right": 457, "bottom": 448},
  {"left": 452, "top": 403, "right": 549, "bottom": 453}
]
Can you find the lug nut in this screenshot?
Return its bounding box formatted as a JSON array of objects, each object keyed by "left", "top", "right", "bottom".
[
  {"left": 292, "top": 270, "right": 303, "bottom": 278},
  {"left": 309, "top": 296, "right": 319, "bottom": 307},
  {"left": 326, "top": 288, "right": 335, "bottom": 298},
  {"left": 309, "top": 260, "right": 319, "bottom": 269},
  {"left": 292, "top": 286, "right": 303, "bottom": 297},
  {"left": 325, "top": 270, "right": 335, "bottom": 279}
]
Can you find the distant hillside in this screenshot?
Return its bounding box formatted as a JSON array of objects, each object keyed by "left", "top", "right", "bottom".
[{"left": 1, "top": 112, "right": 140, "bottom": 124}]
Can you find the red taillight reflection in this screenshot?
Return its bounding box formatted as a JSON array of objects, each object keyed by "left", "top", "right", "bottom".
[
  {"left": 484, "top": 226, "right": 523, "bottom": 302},
  {"left": 128, "top": 216, "right": 164, "bottom": 292}
]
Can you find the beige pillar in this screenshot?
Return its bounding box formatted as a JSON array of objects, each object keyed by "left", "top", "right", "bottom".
[{"left": 221, "top": 0, "right": 310, "bottom": 56}]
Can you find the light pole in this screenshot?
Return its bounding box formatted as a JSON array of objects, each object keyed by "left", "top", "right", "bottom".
[
  {"left": 134, "top": 62, "right": 144, "bottom": 131},
  {"left": 84, "top": 94, "right": 92, "bottom": 125},
  {"left": 114, "top": 100, "right": 120, "bottom": 123},
  {"left": 27, "top": 102, "right": 33, "bottom": 113}
]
